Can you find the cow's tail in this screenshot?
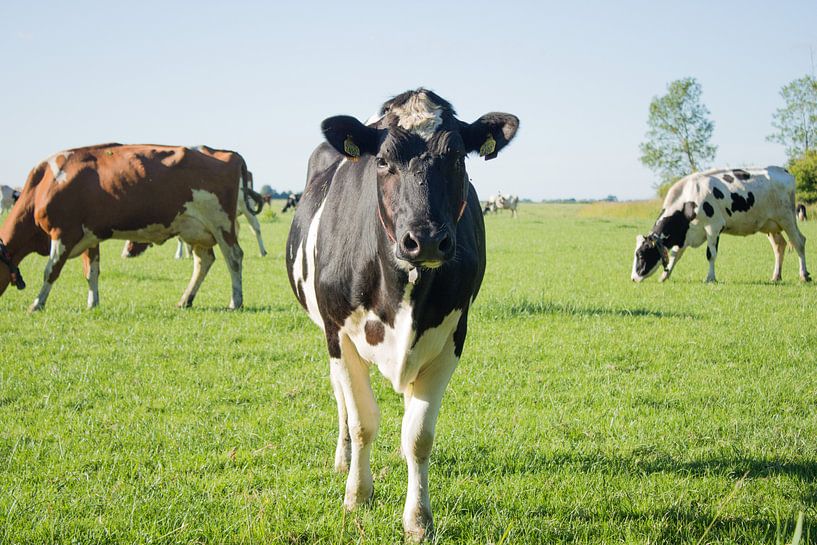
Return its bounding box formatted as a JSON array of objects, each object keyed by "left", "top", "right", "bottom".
[{"left": 241, "top": 159, "right": 264, "bottom": 215}]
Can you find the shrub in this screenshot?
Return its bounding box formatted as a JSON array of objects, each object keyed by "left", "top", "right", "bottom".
[{"left": 790, "top": 150, "right": 817, "bottom": 204}]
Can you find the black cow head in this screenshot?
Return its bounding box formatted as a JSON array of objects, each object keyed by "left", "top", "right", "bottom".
[
  {"left": 321, "top": 89, "right": 518, "bottom": 269},
  {"left": 631, "top": 201, "right": 696, "bottom": 282}
]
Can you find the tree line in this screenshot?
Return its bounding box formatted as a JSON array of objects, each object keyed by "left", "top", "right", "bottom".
[{"left": 640, "top": 74, "right": 817, "bottom": 201}]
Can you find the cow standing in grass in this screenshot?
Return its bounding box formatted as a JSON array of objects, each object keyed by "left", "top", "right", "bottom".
[
  {"left": 797, "top": 203, "right": 807, "bottom": 222},
  {"left": 632, "top": 166, "right": 810, "bottom": 283},
  {"left": 286, "top": 89, "right": 518, "bottom": 540},
  {"left": 1, "top": 185, "right": 20, "bottom": 214},
  {"left": 281, "top": 192, "right": 301, "bottom": 212},
  {"left": 0, "top": 143, "right": 248, "bottom": 311}
]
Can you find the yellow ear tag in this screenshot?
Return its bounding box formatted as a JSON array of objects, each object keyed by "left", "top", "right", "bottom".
[
  {"left": 343, "top": 135, "right": 360, "bottom": 162},
  {"left": 479, "top": 133, "right": 496, "bottom": 157}
]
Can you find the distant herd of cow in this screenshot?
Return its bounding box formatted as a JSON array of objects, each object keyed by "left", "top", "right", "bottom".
[{"left": 0, "top": 88, "right": 810, "bottom": 541}]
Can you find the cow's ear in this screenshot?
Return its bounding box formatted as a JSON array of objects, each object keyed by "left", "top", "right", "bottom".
[
  {"left": 683, "top": 201, "right": 697, "bottom": 221},
  {"left": 461, "top": 113, "right": 519, "bottom": 160},
  {"left": 321, "top": 116, "right": 381, "bottom": 159}
]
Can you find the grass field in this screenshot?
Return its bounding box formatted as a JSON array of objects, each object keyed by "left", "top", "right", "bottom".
[{"left": 1, "top": 202, "right": 816, "bottom": 544}]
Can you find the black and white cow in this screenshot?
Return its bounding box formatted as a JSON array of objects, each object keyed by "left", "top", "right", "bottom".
[
  {"left": 1, "top": 185, "right": 20, "bottom": 214},
  {"left": 797, "top": 203, "right": 807, "bottom": 222},
  {"left": 286, "top": 89, "right": 518, "bottom": 541},
  {"left": 281, "top": 192, "right": 301, "bottom": 212},
  {"left": 632, "top": 166, "right": 810, "bottom": 283}
]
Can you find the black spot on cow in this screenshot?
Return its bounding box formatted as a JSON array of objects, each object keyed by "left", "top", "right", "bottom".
[
  {"left": 722, "top": 174, "right": 734, "bottom": 183},
  {"left": 715, "top": 235, "right": 720, "bottom": 251},
  {"left": 713, "top": 187, "right": 724, "bottom": 199},
  {"left": 726, "top": 209, "right": 732, "bottom": 217},
  {"left": 702, "top": 202, "right": 714, "bottom": 217},
  {"left": 706, "top": 247, "right": 712, "bottom": 261},
  {"left": 730, "top": 191, "right": 755, "bottom": 213},
  {"left": 732, "top": 169, "right": 751, "bottom": 181}
]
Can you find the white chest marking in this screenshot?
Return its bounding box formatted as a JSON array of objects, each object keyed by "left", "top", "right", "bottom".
[{"left": 343, "top": 286, "right": 462, "bottom": 393}]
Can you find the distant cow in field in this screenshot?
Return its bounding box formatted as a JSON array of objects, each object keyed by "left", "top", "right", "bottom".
[
  {"left": 797, "top": 203, "right": 807, "bottom": 222},
  {"left": 632, "top": 166, "right": 810, "bottom": 283},
  {"left": 287, "top": 88, "right": 518, "bottom": 540},
  {"left": 1, "top": 185, "right": 20, "bottom": 214},
  {"left": 0, "top": 143, "right": 248, "bottom": 311},
  {"left": 281, "top": 192, "right": 301, "bottom": 212},
  {"left": 483, "top": 193, "right": 518, "bottom": 217},
  {"left": 123, "top": 185, "right": 267, "bottom": 258}
]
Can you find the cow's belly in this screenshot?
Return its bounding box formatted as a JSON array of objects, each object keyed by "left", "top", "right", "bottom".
[{"left": 343, "top": 296, "right": 462, "bottom": 393}]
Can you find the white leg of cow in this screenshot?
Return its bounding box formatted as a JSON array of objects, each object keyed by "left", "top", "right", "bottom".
[
  {"left": 30, "top": 238, "right": 69, "bottom": 312},
  {"left": 768, "top": 232, "right": 786, "bottom": 282},
  {"left": 177, "top": 246, "right": 215, "bottom": 308},
  {"left": 704, "top": 232, "right": 719, "bottom": 283},
  {"left": 212, "top": 225, "right": 243, "bottom": 309},
  {"left": 781, "top": 220, "right": 811, "bottom": 282},
  {"left": 82, "top": 246, "right": 100, "bottom": 309},
  {"left": 335, "top": 334, "right": 379, "bottom": 510},
  {"left": 659, "top": 246, "right": 685, "bottom": 282},
  {"left": 175, "top": 238, "right": 191, "bottom": 259},
  {"left": 401, "top": 337, "right": 459, "bottom": 542},
  {"left": 239, "top": 198, "right": 267, "bottom": 257},
  {"left": 330, "top": 361, "right": 351, "bottom": 473}
]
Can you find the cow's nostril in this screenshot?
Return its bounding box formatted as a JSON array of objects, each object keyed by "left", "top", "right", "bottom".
[
  {"left": 402, "top": 232, "right": 420, "bottom": 254},
  {"left": 438, "top": 234, "right": 451, "bottom": 253}
]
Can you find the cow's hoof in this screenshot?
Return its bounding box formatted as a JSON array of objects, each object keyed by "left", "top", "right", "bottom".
[
  {"left": 771, "top": 275, "right": 782, "bottom": 282},
  {"left": 802, "top": 274, "right": 812, "bottom": 283},
  {"left": 177, "top": 300, "right": 193, "bottom": 309},
  {"left": 344, "top": 482, "right": 374, "bottom": 510},
  {"left": 403, "top": 517, "right": 433, "bottom": 543},
  {"left": 705, "top": 277, "right": 717, "bottom": 284},
  {"left": 659, "top": 272, "right": 669, "bottom": 283},
  {"left": 28, "top": 303, "right": 44, "bottom": 313}
]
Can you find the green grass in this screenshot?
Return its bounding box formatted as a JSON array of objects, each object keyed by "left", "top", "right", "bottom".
[{"left": 1, "top": 203, "right": 816, "bottom": 544}]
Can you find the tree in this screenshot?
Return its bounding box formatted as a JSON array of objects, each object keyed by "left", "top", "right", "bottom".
[
  {"left": 259, "top": 184, "right": 273, "bottom": 197},
  {"left": 767, "top": 76, "right": 817, "bottom": 161},
  {"left": 639, "top": 77, "right": 717, "bottom": 186},
  {"left": 789, "top": 150, "right": 817, "bottom": 203}
]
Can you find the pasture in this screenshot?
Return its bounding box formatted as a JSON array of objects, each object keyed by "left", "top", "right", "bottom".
[{"left": 1, "top": 202, "right": 815, "bottom": 544}]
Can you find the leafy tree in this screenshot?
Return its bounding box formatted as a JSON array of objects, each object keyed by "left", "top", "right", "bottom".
[
  {"left": 790, "top": 150, "right": 817, "bottom": 203},
  {"left": 640, "top": 77, "right": 717, "bottom": 186},
  {"left": 259, "top": 184, "right": 273, "bottom": 197},
  {"left": 767, "top": 76, "right": 817, "bottom": 160}
]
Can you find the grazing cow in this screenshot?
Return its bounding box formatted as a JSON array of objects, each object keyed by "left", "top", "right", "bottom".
[
  {"left": 0, "top": 143, "right": 247, "bottom": 311},
  {"left": 122, "top": 185, "right": 267, "bottom": 258},
  {"left": 286, "top": 89, "right": 518, "bottom": 540},
  {"left": 632, "top": 166, "right": 810, "bottom": 283},
  {"left": 797, "top": 203, "right": 807, "bottom": 222},
  {"left": 1, "top": 185, "right": 20, "bottom": 214},
  {"left": 281, "top": 192, "right": 301, "bottom": 212},
  {"left": 482, "top": 193, "right": 518, "bottom": 217}
]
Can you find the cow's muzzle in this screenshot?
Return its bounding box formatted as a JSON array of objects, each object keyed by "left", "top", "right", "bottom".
[{"left": 396, "top": 229, "right": 454, "bottom": 268}]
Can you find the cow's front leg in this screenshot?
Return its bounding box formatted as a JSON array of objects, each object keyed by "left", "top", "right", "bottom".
[
  {"left": 401, "top": 337, "right": 459, "bottom": 542},
  {"left": 82, "top": 245, "right": 100, "bottom": 308},
  {"left": 330, "top": 360, "right": 351, "bottom": 473},
  {"left": 30, "top": 237, "right": 72, "bottom": 312},
  {"left": 704, "top": 233, "right": 719, "bottom": 283},
  {"left": 659, "top": 246, "right": 685, "bottom": 282},
  {"left": 334, "top": 334, "right": 379, "bottom": 509}
]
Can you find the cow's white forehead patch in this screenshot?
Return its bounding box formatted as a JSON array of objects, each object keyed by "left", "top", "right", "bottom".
[
  {"left": 47, "top": 151, "right": 73, "bottom": 184},
  {"left": 388, "top": 93, "right": 443, "bottom": 141}
]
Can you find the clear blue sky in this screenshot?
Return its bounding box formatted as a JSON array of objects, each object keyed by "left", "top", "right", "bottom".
[{"left": 1, "top": 1, "right": 815, "bottom": 201}]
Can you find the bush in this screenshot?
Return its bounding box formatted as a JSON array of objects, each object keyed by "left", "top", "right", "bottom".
[{"left": 790, "top": 150, "right": 817, "bottom": 204}]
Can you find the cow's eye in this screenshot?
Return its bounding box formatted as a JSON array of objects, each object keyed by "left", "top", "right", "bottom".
[{"left": 376, "top": 157, "right": 389, "bottom": 169}]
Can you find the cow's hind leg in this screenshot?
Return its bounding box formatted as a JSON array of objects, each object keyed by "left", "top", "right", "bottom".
[
  {"left": 175, "top": 238, "right": 191, "bottom": 259},
  {"left": 82, "top": 245, "right": 100, "bottom": 308},
  {"left": 768, "top": 233, "right": 786, "bottom": 282},
  {"left": 401, "top": 335, "right": 460, "bottom": 542},
  {"left": 334, "top": 333, "right": 379, "bottom": 509},
  {"left": 213, "top": 227, "right": 243, "bottom": 309},
  {"left": 30, "top": 236, "right": 73, "bottom": 312},
  {"left": 781, "top": 219, "right": 811, "bottom": 282},
  {"left": 177, "top": 245, "right": 215, "bottom": 308},
  {"left": 704, "top": 228, "right": 720, "bottom": 283}
]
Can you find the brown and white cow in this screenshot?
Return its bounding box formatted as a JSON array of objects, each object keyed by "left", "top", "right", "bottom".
[{"left": 0, "top": 143, "right": 247, "bottom": 311}]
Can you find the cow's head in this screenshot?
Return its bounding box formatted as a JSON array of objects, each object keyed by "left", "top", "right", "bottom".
[
  {"left": 0, "top": 238, "right": 25, "bottom": 295},
  {"left": 631, "top": 202, "right": 696, "bottom": 282},
  {"left": 631, "top": 233, "right": 668, "bottom": 282},
  {"left": 321, "top": 89, "right": 518, "bottom": 269}
]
